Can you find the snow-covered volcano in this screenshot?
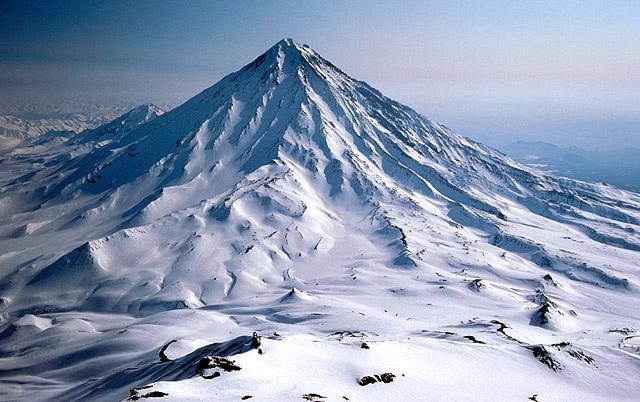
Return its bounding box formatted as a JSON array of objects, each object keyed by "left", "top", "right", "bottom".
[{"left": 1, "top": 39, "right": 640, "bottom": 401}]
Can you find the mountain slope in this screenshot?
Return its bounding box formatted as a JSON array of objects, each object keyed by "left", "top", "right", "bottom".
[{"left": 0, "top": 39, "right": 639, "bottom": 401}]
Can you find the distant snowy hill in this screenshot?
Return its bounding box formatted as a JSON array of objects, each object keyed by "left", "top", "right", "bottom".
[
  {"left": 1, "top": 39, "right": 639, "bottom": 402},
  {"left": 501, "top": 140, "right": 640, "bottom": 192}
]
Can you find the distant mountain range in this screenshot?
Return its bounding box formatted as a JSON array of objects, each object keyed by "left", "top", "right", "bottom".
[
  {"left": 0, "top": 103, "right": 134, "bottom": 150},
  {"left": 501, "top": 140, "right": 640, "bottom": 192}
]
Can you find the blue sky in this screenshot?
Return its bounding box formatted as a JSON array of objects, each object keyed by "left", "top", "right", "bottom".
[{"left": 1, "top": 0, "right": 638, "bottom": 148}]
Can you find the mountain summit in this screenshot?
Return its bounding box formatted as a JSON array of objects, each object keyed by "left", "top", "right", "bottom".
[{"left": 1, "top": 40, "right": 640, "bottom": 401}]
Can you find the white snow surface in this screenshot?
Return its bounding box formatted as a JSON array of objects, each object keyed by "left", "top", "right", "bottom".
[{"left": 1, "top": 39, "right": 639, "bottom": 401}]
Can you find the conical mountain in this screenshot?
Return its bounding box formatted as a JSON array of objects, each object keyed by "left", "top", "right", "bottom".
[
  {"left": 1, "top": 39, "right": 640, "bottom": 401},
  {"left": 3, "top": 37, "right": 639, "bottom": 311}
]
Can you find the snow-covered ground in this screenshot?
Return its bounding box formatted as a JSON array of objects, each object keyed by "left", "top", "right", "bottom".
[{"left": 0, "top": 39, "right": 639, "bottom": 401}]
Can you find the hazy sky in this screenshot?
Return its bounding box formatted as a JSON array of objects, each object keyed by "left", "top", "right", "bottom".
[{"left": 1, "top": 0, "right": 638, "bottom": 148}]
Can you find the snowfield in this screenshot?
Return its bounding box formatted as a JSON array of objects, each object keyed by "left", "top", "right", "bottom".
[{"left": 1, "top": 39, "right": 639, "bottom": 401}]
